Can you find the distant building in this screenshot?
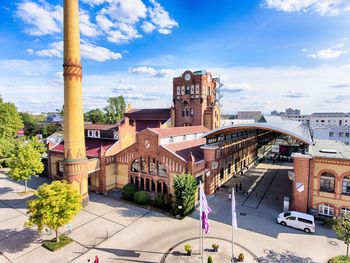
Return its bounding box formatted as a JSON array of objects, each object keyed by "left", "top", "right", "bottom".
[
  {"left": 286, "top": 108, "right": 301, "bottom": 116},
  {"left": 46, "top": 113, "right": 62, "bottom": 123},
  {"left": 282, "top": 115, "right": 310, "bottom": 125},
  {"left": 237, "top": 111, "right": 262, "bottom": 120},
  {"left": 310, "top": 113, "right": 350, "bottom": 144}
]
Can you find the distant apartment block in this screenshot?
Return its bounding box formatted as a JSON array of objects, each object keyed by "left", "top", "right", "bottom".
[
  {"left": 286, "top": 108, "right": 301, "bottom": 116},
  {"left": 237, "top": 111, "right": 262, "bottom": 120}
]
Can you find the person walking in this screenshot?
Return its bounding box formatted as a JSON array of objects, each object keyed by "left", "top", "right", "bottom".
[
  {"left": 239, "top": 182, "right": 242, "bottom": 192},
  {"left": 94, "top": 255, "right": 99, "bottom": 263},
  {"left": 235, "top": 183, "right": 238, "bottom": 193}
]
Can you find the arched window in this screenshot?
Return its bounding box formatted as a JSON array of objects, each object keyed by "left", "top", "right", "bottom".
[
  {"left": 177, "top": 86, "right": 180, "bottom": 95},
  {"left": 318, "top": 203, "right": 334, "bottom": 216},
  {"left": 342, "top": 176, "right": 350, "bottom": 195},
  {"left": 220, "top": 168, "right": 224, "bottom": 180},
  {"left": 131, "top": 159, "right": 140, "bottom": 173},
  {"left": 340, "top": 208, "right": 350, "bottom": 217},
  {"left": 157, "top": 161, "right": 167, "bottom": 177},
  {"left": 320, "top": 172, "right": 335, "bottom": 193},
  {"left": 185, "top": 86, "right": 190, "bottom": 95}
]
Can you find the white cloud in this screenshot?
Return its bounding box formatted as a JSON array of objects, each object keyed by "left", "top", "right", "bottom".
[
  {"left": 306, "top": 42, "right": 348, "bottom": 60},
  {"left": 80, "top": 40, "right": 122, "bottom": 62},
  {"left": 264, "top": 0, "right": 350, "bottom": 16},
  {"left": 101, "top": 0, "right": 147, "bottom": 24},
  {"left": 284, "top": 90, "right": 310, "bottom": 98},
  {"left": 80, "top": 9, "right": 99, "bottom": 37},
  {"left": 148, "top": 0, "right": 178, "bottom": 34},
  {"left": 17, "top": 0, "right": 178, "bottom": 47},
  {"left": 130, "top": 66, "right": 157, "bottom": 75},
  {"left": 16, "top": 1, "right": 62, "bottom": 35},
  {"left": 31, "top": 41, "right": 122, "bottom": 62},
  {"left": 221, "top": 83, "right": 251, "bottom": 93},
  {"left": 129, "top": 67, "right": 174, "bottom": 77},
  {"left": 141, "top": 21, "right": 156, "bottom": 33},
  {"left": 96, "top": 14, "right": 114, "bottom": 31}
]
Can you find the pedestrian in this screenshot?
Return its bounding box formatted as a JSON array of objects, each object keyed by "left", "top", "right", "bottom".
[
  {"left": 239, "top": 182, "right": 242, "bottom": 192},
  {"left": 228, "top": 193, "right": 231, "bottom": 201},
  {"left": 235, "top": 183, "right": 238, "bottom": 192},
  {"left": 94, "top": 255, "right": 99, "bottom": 263},
  {"left": 88, "top": 260, "right": 90, "bottom": 263}
]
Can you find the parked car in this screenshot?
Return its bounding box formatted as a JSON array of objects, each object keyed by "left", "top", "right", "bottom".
[{"left": 277, "top": 211, "right": 315, "bottom": 233}]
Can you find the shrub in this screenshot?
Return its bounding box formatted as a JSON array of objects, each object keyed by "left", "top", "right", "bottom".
[
  {"left": 134, "top": 191, "right": 149, "bottom": 205},
  {"left": 329, "top": 256, "right": 350, "bottom": 263},
  {"left": 154, "top": 193, "right": 165, "bottom": 208},
  {"left": 323, "top": 218, "right": 336, "bottom": 229},
  {"left": 207, "top": 255, "right": 213, "bottom": 263},
  {"left": 122, "top": 183, "right": 137, "bottom": 201},
  {"left": 238, "top": 253, "right": 245, "bottom": 262},
  {"left": 185, "top": 244, "right": 192, "bottom": 255},
  {"left": 173, "top": 174, "right": 197, "bottom": 216}
]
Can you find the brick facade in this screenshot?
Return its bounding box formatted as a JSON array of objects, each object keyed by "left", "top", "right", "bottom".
[{"left": 173, "top": 70, "right": 220, "bottom": 129}]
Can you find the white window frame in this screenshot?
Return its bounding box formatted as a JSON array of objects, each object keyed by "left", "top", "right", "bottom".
[
  {"left": 340, "top": 208, "right": 350, "bottom": 217},
  {"left": 318, "top": 203, "right": 334, "bottom": 216}
]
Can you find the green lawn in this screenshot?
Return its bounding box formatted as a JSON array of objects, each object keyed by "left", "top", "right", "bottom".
[{"left": 42, "top": 234, "right": 72, "bottom": 251}]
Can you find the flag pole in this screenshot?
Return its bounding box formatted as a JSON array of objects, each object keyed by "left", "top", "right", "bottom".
[
  {"left": 231, "top": 187, "right": 235, "bottom": 263},
  {"left": 199, "top": 181, "right": 202, "bottom": 262}
]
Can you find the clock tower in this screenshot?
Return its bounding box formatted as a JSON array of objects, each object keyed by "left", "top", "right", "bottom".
[{"left": 172, "top": 70, "right": 220, "bottom": 130}]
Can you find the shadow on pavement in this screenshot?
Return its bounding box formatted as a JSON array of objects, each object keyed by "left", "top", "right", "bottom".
[
  {"left": 95, "top": 247, "right": 164, "bottom": 263},
  {"left": 259, "top": 250, "right": 315, "bottom": 263},
  {"left": 0, "top": 228, "right": 40, "bottom": 253}
]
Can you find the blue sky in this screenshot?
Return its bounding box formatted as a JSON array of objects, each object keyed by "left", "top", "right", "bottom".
[{"left": 0, "top": 0, "right": 350, "bottom": 114}]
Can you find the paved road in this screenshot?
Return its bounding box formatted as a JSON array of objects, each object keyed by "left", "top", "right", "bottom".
[{"left": 0, "top": 164, "right": 346, "bottom": 263}]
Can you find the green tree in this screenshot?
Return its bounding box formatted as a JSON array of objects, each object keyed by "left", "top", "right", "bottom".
[
  {"left": 0, "top": 96, "right": 23, "bottom": 139},
  {"left": 104, "top": 96, "right": 126, "bottom": 124},
  {"left": 29, "top": 136, "right": 46, "bottom": 155},
  {"left": 0, "top": 137, "right": 16, "bottom": 166},
  {"left": 85, "top": 108, "right": 106, "bottom": 124},
  {"left": 25, "top": 181, "right": 82, "bottom": 243},
  {"left": 333, "top": 215, "right": 350, "bottom": 257},
  {"left": 20, "top": 112, "right": 46, "bottom": 136},
  {"left": 173, "top": 173, "right": 198, "bottom": 216},
  {"left": 8, "top": 140, "right": 44, "bottom": 192},
  {"left": 42, "top": 123, "right": 62, "bottom": 137}
]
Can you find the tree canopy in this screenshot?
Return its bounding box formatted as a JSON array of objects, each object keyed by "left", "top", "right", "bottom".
[
  {"left": 20, "top": 112, "right": 46, "bottom": 137},
  {"left": 0, "top": 96, "right": 23, "bottom": 139},
  {"left": 84, "top": 108, "right": 106, "bottom": 124},
  {"left": 333, "top": 214, "right": 350, "bottom": 257},
  {"left": 173, "top": 173, "right": 198, "bottom": 216},
  {"left": 104, "top": 96, "right": 126, "bottom": 124},
  {"left": 25, "top": 180, "right": 82, "bottom": 243},
  {"left": 8, "top": 139, "right": 44, "bottom": 192}
]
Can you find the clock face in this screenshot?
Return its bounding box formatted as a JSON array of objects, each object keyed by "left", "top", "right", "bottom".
[{"left": 184, "top": 73, "right": 191, "bottom": 81}]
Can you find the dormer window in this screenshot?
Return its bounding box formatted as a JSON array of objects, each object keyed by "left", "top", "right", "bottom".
[
  {"left": 183, "top": 135, "right": 187, "bottom": 141},
  {"left": 87, "top": 130, "right": 100, "bottom": 138}
]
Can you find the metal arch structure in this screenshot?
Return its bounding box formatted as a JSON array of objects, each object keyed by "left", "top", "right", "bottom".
[{"left": 202, "top": 122, "right": 313, "bottom": 145}]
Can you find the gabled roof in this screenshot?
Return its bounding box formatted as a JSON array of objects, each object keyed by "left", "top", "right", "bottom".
[
  {"left": 125, "top": 108, "right": 171, "bottom": 121},
  {"left": 50, "top": 138, "right": 116, "bottom": 157},
  {"left": 150, "top": 126, "right": 210, "bottom": 138},
  {"left": 163, "top": 138, "right": 206, "bottom": 162}
]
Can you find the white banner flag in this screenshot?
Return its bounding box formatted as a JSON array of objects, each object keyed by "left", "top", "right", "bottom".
[{"left": 232, "top": 189, "right": 237, "bottom": 229}]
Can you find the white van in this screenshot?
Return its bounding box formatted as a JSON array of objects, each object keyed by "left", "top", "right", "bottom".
[{"left": 277, "top": 211, "right": 315, "bottom": 233}]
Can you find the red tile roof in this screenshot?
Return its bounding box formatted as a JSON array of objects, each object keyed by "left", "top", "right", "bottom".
[
  {"left": 163, "top": 138, "right": 205, "bottom": 162},
  {"left": 150, "top": 126, "right": 210, "bottom": 138},
  {"left": 125, "top": 108, "right": 171, "bottom": 121},
  {"left": 84, "top": 124, "right": 119, "bottom": 130},
  {"left": 50, "top": 138, "right": 116, "bottom": 157}
]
